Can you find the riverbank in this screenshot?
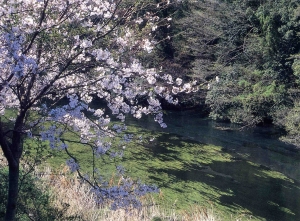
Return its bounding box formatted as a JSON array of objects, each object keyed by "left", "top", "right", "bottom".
[
  {"left": 0, "top": 153, "right": 250, "bottom": 221},
  {"left": 1, "top": 112, "right": 300, "bottom": 220}
]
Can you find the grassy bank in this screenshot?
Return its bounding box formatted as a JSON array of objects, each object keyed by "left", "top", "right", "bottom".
[
  {"left": 0, "top": 156, "right": 246, "bottom": 221},
  {"left": 2, "top": 120, "right": 298, "bottom": 220},
  {"left": 34, "top": 124, "right": 258, "bottom": 220}
]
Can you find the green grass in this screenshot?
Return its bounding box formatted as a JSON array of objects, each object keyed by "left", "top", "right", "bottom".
[
  {"left": 3, "top": 110, "right": 300, "bottom": 221},
  {"left": 24, "top": 123, "right": 298, "bottom": 221}
]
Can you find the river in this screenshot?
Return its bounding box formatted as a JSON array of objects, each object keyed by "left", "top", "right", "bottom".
[{"left": 126, "top": 110, "right": 300, "bottom": 221}]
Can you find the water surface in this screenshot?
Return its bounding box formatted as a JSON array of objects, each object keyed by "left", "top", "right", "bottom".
[{"left": 126, "top": 110, "right": 300, "bottom": 221}]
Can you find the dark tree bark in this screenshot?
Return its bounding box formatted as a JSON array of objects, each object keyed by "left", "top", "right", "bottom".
[
  {"left": 1, "top": 111, "right": 26, "bottom": 221},
  {"left": 5, "top": 162, "right": 20, "bottom": 221}
]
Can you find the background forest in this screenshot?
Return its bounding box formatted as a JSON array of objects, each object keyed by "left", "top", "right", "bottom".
[{"left": 153, "top": 0, "right": 300, "bottom": 147}]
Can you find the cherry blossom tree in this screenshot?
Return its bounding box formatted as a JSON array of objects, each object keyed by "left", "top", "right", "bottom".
[{"left": 0, "top": 0, "right": 194, "bottom": 220}]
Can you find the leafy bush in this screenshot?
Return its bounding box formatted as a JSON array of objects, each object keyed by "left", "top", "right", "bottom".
[{"left": 0, "top": 167, "right": 61, "bottom": 221}]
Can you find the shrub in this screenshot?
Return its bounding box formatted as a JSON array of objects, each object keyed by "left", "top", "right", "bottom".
[{"left": 0, "top": 167, "right": 60, "bottom": 221}]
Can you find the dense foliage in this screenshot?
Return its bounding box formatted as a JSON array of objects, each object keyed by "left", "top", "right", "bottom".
[
  {"left": 0, "top": 167, "right": 61, "bottom": 220},
  {"left": 160, "top": 0, "right": 300, "bottom": 147}
]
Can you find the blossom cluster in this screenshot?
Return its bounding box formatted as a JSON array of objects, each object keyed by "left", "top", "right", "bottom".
[
  {"left": 0, "top": 0, "right": 194, "bottom": 211},
  {"left": 91, "top": 176, "right": 159, "bottom": 211}
]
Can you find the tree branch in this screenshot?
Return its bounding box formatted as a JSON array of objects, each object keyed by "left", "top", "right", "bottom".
[{"left": 0, "top": 119, "right": 17, "bottom": 167}]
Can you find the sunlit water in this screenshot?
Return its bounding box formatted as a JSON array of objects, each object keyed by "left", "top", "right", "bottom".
[{"left": 127, "top": 110, "right": 300, "bottom": 221}]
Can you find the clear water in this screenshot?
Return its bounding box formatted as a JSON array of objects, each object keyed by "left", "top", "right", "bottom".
[{"left": 127, "top": 110, "right": 300, "bottom": 221}]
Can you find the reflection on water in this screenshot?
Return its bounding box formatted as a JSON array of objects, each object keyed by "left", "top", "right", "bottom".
[
  {"left": 129, "top": 110, "right": 300, "bottom": 181},
  {"left": 126, "top": 110, "right": 300, "bottom": 221}
]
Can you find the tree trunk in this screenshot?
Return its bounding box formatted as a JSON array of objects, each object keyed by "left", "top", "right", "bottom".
[
  {"left": 5, "top": 162, "right": 19, "bottom": 221},
  {"left": 4, "top": 111, "right": 25, "bottom": 220}
]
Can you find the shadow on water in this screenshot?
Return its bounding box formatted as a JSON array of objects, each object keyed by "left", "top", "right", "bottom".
[
  {"left": 123, "top": 129, "right": 300, "bottom": 221},
  {"left": 124, "top": 111, "right": 300, "bottom": 220},
  {"left": 127, "top": 111, "right": 300, "bottom": 180},
  {"left": 168, "top": 137, "right": 300, "bottom": 220}
]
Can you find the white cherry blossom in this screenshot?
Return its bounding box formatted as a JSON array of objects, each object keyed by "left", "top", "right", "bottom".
[{"left": 0, "top": 1, "right": 195, "bottom": 218}]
